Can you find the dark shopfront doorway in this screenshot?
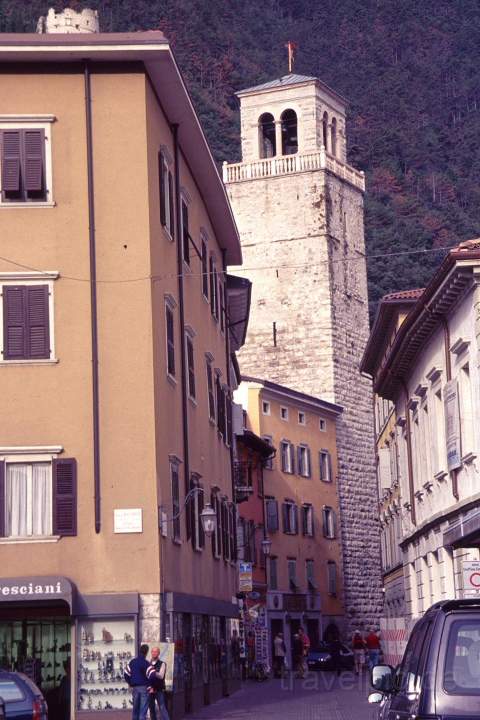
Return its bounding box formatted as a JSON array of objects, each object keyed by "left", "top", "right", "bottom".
[{"left": 0, "top": 606, "right": 71, "bottom": 720}]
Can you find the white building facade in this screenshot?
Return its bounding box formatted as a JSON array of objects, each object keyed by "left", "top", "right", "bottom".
[{"left": 363, "top": 241, "right": 480, "bottom": 629}]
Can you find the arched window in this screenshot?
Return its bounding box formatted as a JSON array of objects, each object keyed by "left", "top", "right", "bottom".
[
  {"left": 331, "top": 117, "right": 337, "bottom": 157},
  {"left": 258, "top": 113, "right": 276, "bottom": 158},
  {"left": 280, "top": 109, "right": 298, "bottom": 155},
  {"left": 322, "top": 112, "right": 328, "bottom": 151}
]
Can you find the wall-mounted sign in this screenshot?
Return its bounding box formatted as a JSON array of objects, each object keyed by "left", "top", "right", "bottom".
[
  {"left": 238, "top": 561, "right": 253, "bottom": 592},
  {"left": 463, "top": 560, "right": 480, "bottom": 598},
  {"left": 0, "top": 576, "right": 73, "bottom": 609},
  {"left": 114, "top": 508, "right": 143, "bottom": 534},
  {"left": 444, "top": 379, "right": 462, "bottom": 471}
]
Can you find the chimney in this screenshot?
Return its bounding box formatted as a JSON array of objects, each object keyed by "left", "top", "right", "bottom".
[{"left": 36, "top": 7, "right": 100, "bottom": 34}]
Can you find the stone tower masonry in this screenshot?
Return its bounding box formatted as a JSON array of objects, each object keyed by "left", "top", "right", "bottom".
[{"left": 224, "top": 74, "right": 383, "bottom": 630}]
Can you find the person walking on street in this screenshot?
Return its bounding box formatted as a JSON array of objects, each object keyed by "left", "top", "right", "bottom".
[
  {"left": 292, "top": 633, "right": 303, "bottom": 678},
  {"left": 352, "top": 630, "right": 366, "bottom": 675},
  {"left": 330, "top": 637, "right": 343, "bottom": 677},
  {"left": 366, "top": 628, "right": 381, "bottom": 670},
  {"left": 147, "top": 647, "right": 170, "bottom": 720},
  {"left": 124, "top": 644, "right": 152, "bottom": 720},
  {"left": 273, "top": 632, "right": 286, "bottom": 678},
  {"left": 298, "top": 627, "right": 310, "bottom": 678}
]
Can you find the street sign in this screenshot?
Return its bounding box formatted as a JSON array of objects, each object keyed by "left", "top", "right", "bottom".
[
  {"left": 239, "top": 561, "right": 253, "bottom": 592},
  {"left": 463, "top": 560, "right": 480, "bottom": 598}
]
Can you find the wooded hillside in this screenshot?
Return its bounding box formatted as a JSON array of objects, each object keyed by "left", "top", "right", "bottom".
[{"left": 3, "top": 0, "right": 480, "bottom": 315}]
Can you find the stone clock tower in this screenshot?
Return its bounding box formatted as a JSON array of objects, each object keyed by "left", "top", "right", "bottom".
[{"left": 224, "top": 73, "right": 383, "bottom": 629}]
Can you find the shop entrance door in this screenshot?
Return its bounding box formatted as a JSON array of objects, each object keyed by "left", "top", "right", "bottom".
[{"left": 0, "top": 612, "right": 71, "bottom": 720}]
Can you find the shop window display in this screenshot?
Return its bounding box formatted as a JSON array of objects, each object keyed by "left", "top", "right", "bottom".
[{"left": 77, "top": 618, "right": 135, "bottom": 712}]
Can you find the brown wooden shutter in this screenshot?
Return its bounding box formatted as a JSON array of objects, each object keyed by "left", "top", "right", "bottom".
[
  {"left": 1, "top": 130, "right": 21, "bottom": 193},
  {"left": 185, "top": 474, "right": 192, "bottom": 541},
  {"left": 302, "top": 505, "right": 307, "bottom": 536},
  {"left": 3, "top": 286, "right": 26, "bottom": 359},
  {"left": 52, "top": 458, "right": 77, "bottom": 536},
  {"left": 293, "top": 504, "right": 299, "bottom": 534},
  {"left": 26, "top": 285, "right": 50, "bottom": 358},
  {"left": 0, "top": 461, "right": 5, "bottom": 537},
  {"left": 209, "top": 256, "right": 215, "bottom": 314},
  {"left": 290, "top": 444, "right": 295, "bottom": 474},
  {"left": 307, "top": 447, "right": 312, "bottom": 477},
  {"left": 168, "top": 172, "right": 175, "bottom": 239},
  {"left": 210, "top": 490, "right": 217, "bottom": 557},
  {"left": 282, "top": 502, "right": 289, "bottom": 533},
  {"left": 24, "top": 129, "right": 44, "bottom": 193},
  {"left": 198, "top": 487, "right": 205, "bottom": 549},
  {"left": 158, "top": 152, "right": 166, "bottom": 226},
  {"left": 182, "top": 201, "right": 190, "bottom": 264},
  {"left": 266, "top": 499, "right": 278, "bottom": 532}
]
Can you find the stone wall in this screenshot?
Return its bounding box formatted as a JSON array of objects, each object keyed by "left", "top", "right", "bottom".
[
  {"left": 228, "top": 165, "right": 383, "bottom": 632},
  {"left": 325, "top": 173, "right": 384, "bottom": 629}
]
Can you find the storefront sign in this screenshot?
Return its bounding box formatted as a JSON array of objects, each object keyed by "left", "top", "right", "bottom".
[
  {"left": 444, "top": 380, "right": 462, "bottom": 471},
  {"left": 238, "top": 562, "right": 253, "bottom": 592},
  {"left": 0, "top": 576, "right": 73, "bottom": 609},
  {"left": 114, "top": 508, "right": 143, "bottom": 533},
  {"left": 463, "top": 560, "right": 480, "bottom": 598}
]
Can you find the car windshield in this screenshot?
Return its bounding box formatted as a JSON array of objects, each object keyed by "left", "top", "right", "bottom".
[
  {"left": 0, "top": 678, "right": 24, "bottom": 702},
  {"left": 444, "top": 619, "right": 480, "bottom": 695}
]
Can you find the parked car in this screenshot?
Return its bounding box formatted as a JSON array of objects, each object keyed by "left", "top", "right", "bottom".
[
  {"left": 307, "top": 641, "right": 354, "bottom": 671},
  {"left": 0, "top": 671, "right": 48, "bottom": 720},
  {"left": 369, "top": 598, "right": 480, "bottom": 719}
]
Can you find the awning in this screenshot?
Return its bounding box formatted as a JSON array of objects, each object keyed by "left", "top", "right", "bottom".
[
  {"left": 444, "top": 508, "right": 480, "bottom": 548},
  {"left": 0, "top": 576, "right": 74, "bottom": 611}
]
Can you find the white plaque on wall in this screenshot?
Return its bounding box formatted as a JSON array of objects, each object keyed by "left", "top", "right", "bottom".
[{"left": 114, "top": 508, "right": 143, "bottom": 534}]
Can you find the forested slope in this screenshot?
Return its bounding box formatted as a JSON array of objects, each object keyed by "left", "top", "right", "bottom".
[{"left": 3, "top": 0, "right": 480, "bottom": 314}]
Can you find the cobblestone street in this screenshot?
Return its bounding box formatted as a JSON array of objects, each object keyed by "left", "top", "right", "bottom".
[{"left": 189, "top": 673, "right": 375, "bottom": 720}]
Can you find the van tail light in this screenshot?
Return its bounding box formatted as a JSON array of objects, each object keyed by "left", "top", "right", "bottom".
[{"left": 32, "top": 699, "right": 43, "bottom": 720}]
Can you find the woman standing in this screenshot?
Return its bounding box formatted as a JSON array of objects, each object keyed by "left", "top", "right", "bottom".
[{"left": 352, "top": 630, "right": 366, "bottom": 675}]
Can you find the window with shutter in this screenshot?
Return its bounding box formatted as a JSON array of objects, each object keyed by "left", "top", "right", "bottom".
[
  {"left": 288, "top": 558, "right": 298, "bottom": 590},
  {"left": 171, "top": 461, "right": 181, "bottom": 542},
  {"left": 3, "top": 284, "right": 50, "bottom": 361},
  {"left": 216, "top": 376, "right": 225, "bottom": 436},
  {"left": 327, "top": 560, "right": 337, "bottom": 595},
  {"left": 220, "top": 281, "right": 225, "bottom": 332},
  {"left": 298, "top": 445, "right": 311, "bottom": 477},
  {"left": 213, "top": 266, "right": 219, "bottom": 321},
  {"left": 181, "top": 199, "right": 190, "bottom": 265},
  {"left": 165, "top": 304, "right": 175, "bottom": 378},
  {"left": 0, "top": 461, "right": 5, "bottom": 538},
  {"left": 168, "top": 171, "right": 175, "bottom": 239},
  {"left": 292, "top": 504, "right": 299, "bottom": 534},
  {"left": 269, "top": 556, "right": 278, "bottom": 590},
  {"left": 53, "top": 458, "right": 77, "bottom": 537},
  {"left": 306, "top": 559, "right": 316, "bottom": 590},
  {"left": 201, "top": 239, "right": 209, "bottom": 299},
  {"left": 158, "top": 152, "right": 167, "bottom": 227},
  {"left": 213, "top": 492, "right": 221, "bottom": 558},
  {"left": 262, "top": 436, "right": 274, "bottom": 470},
  {"left": 322, "top": 506, "right": 336, "bottom": 538},
  {"left": 1, "top": 129, "right": 46, "bottom": 202},
  {"left": 209, "top": 255, "right": 216, "bottom": 316},
  {"left": 206, "top": 359, "right": 215, "bottom": 421},
  {"left": 320, "top": 450, "right": 332, "bottom": 482},
  {"left": 266, "top": 498, "right": 279, "bottom": 532},
  {"left": 302, "top": 504, "right": 314, "bottom": 537},
  {"left": 229, "top": 504, "right": 236, "bottom": 562},
  {"left": 225, "top": 392, "right": 232, "bottom": 447},
  {"left": 186, "top": 334, "right": 196, "bottom": 399}
]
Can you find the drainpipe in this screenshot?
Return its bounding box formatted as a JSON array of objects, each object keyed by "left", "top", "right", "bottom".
[
  {"left": 400, "top": 380, "right": 416, "bottom": 526},
  {"left": 84, "top": 61, "right": 101, "bottom": 534},
  {"left": 172, "top": 125, "right": 191, "bottom": 516}
]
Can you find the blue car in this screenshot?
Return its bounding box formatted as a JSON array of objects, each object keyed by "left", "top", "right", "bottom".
[
  {"left": 307, "top": 641, "right": 354, "bottom": 671},
  {"left": 0, "top": 671, "right": 48, "bottom": 720}
]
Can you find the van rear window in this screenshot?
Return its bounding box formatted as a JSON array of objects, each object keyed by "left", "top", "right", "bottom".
[
  {"left": 0, "top": 678, "right": 24, "bottom": 701},
  {"left": 444, "top": 619, "right": 480, "bottom": 695}
]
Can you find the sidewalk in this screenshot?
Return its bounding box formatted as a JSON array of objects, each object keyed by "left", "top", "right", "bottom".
[{"left": 189, "top": 672, "right": 375, "bottom": 720}]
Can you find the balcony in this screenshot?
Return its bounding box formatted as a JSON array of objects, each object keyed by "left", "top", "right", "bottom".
[
  {"left": 233, "top": 461, "right": 254, "bottom": 504},
  {"left": 222, "top": 148, "right": 365, "bottom": 191}
]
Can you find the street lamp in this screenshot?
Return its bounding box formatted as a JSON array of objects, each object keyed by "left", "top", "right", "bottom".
[
  {"left": 200, "top": 502, "right": 217, "bottom": 537},
  {"left": 261, "top": 538, "right": 272, "bottom": 556}
]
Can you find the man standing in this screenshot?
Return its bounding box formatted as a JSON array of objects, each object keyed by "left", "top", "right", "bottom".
[
  {"left": 123, "top": 644, "right": 151, "bottom": 720},
  {"left": 273, "top": 632, "right": 286, "bottom": 678},
  {"left": 366, "top": 628, "right": 381, "bottom": 670},
  {"left": 147, "top": 647, "right": 170, "bottom": 720}
]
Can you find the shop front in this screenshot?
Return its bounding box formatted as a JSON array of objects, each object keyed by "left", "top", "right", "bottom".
[
  {"left": 163, "top": 592, "right": 241, "bottom": 719},
  {"left": 0, "top": 575, "right": 140, "bottom": 720},
  {"left": 267, "top": 590, "right": 322, "bottom": 670}
]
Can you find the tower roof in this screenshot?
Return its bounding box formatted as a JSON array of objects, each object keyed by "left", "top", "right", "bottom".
[
  {"left": 237, "top": 73, "right": 317, "bottom": 95},
  {"left": 236, "top": 72, "right": 347, "bottom": 106}
]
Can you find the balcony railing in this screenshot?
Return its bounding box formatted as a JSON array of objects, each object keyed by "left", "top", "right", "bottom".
[
  {"left": 233, "top": 461, "right": 253, "bottom": 503},
  {"left": 223, "top": 148, "right": 365, "bottom": 191}
]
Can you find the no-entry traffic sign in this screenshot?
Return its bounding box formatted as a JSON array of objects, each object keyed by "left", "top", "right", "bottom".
[{"left": 463, "top": 561, "right": 480, "bottom": 598}]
